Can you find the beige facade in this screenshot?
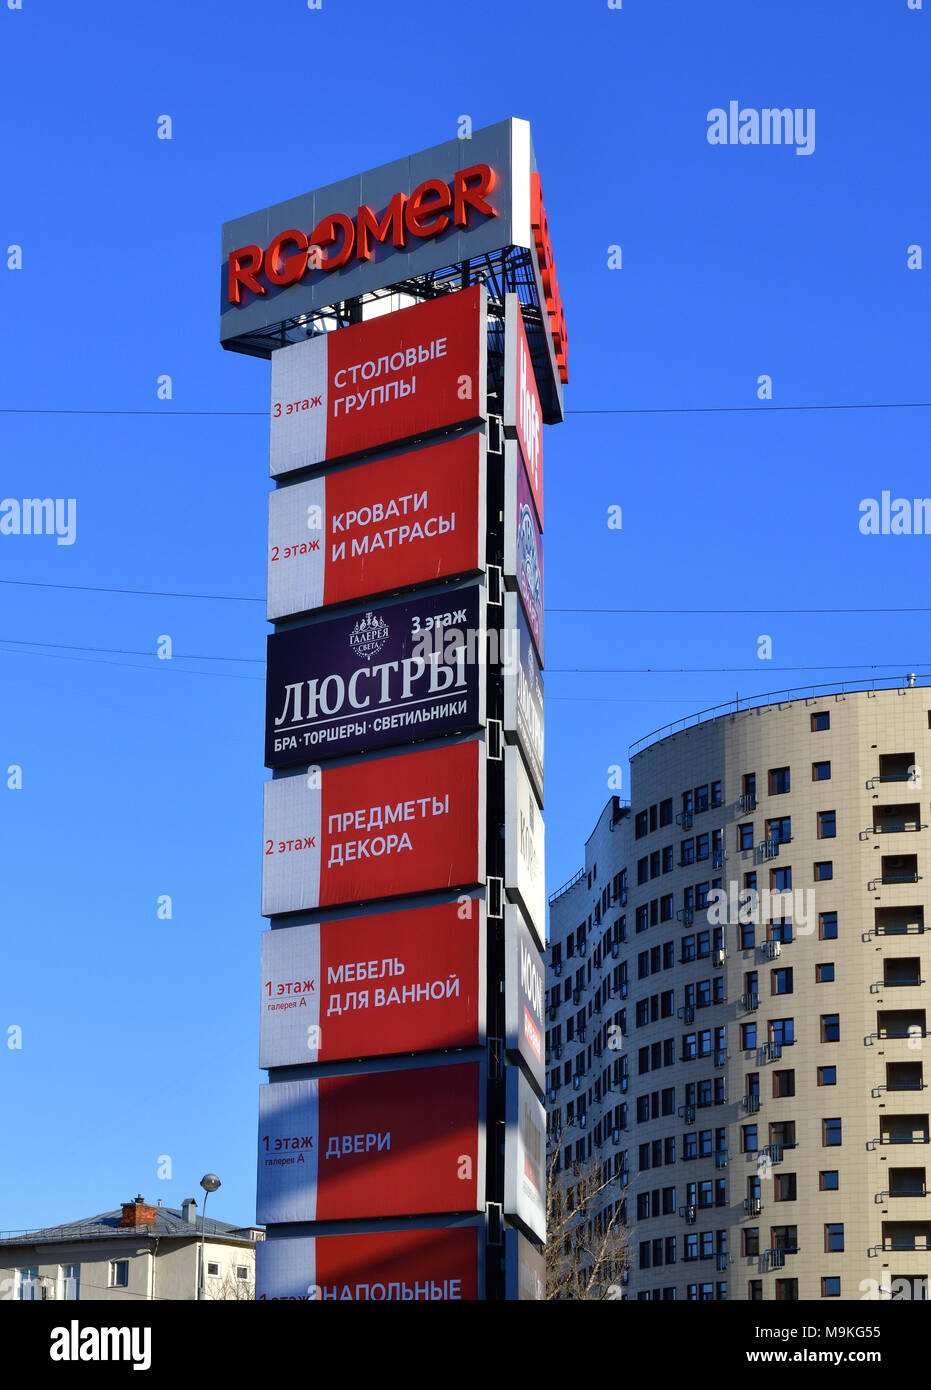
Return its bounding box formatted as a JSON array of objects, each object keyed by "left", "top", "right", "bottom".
[
  {"left": 547, "top": 686, "right": 931, "bottom": 1301},
  {"left": 0, "top": 1198, "right": 262, "bottom": 1301}
]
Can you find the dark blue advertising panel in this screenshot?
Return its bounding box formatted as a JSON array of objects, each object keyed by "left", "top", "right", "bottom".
[
  {"left": 265, "top": 585, "right": 485, "bottom": 768},
  {"left": 503, "top": 592, "right": 544, "bottom": 805}
]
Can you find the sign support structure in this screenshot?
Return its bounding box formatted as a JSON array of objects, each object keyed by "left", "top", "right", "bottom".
[{"left": 222, "top": 118, "right": 565, "bottom": 1302}]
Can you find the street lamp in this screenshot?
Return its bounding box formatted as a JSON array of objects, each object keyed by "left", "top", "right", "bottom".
[{"left": 198, "top": 1173, "right": 221, "bottom": 1301}]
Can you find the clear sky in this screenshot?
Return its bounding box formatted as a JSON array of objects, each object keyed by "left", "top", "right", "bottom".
[{"left": 1, "top": 0, "right": 928, "bottom": 1232}]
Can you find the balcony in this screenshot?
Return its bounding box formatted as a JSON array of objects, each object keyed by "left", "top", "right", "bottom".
[
  {"left": 756, "top": 839, "right": 779, "bottom": 863},
  {"left": 743, "top": 1196, "right": 763, "bottom": 1217},
  {"left": 761, "top": 1143, "right": 785, "bottom": 1165},
  {"left": 740, "top": 992, "right": 760, "bottom": 1012},
  {"left": 870, "top": 906, "right": 925, "bottom": 939},
  {"left": 871, "top": 803, "right": 926, "bottom": 836},
  {"left": 875, "top": 753, "right": 918, "bottom": 785},
  {"left": 679, "top": 1104, "right": 696, "bottom": 1126},
  {"left": 876, "top": 855, "right": 921, "bottom": 887},
  {"left": 680, "top": 1204, "right": 697, "bottom": 1224},
  {"left": 741, "top": 1094, "right": 761, "bottom": 1113},
  {"left": 738, "top": 793, "right": 757, "bottom": 813}
]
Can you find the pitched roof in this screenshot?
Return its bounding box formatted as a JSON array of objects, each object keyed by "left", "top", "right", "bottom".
[{"left": 0, "top": 1207, "right": 261, "bottom": 1247}]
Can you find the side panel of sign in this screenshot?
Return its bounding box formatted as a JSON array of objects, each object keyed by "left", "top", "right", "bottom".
[
  {"left": 503, "top": 440, "right": 544, "bottom": 665},
  {"left": 503, "top": 295, "right": 543, "bottom": 528},
  {"left": 502, "top": 591, "right": 543, "bottom": 804},
  {"left": 504, "top": 1228, "right": 546, "bottom": 1301},
  {"left": 503, "top": 745, "right": 545, "bottom": 948},
  {"left": 269, "top": 287, "right": 486, "bottom": 476},
  {"left": 267, "top": 433, "right": 485, "bottom": 620},
  {"left": 262, "top": 739, "right": 485, "bottom": 916},
  {"left": 504, "top": 905, "right": 545, "bottom": 1094},
  {"left": 256, "top": 1227, "right": 482, "bottom": 1301},
  {"left": 257, "top": 1064, "right": 483, "bottom": 1223},
  {"left": 259, "top": 898, "right": 485, "bottom": 1067},
  {"left": 504, "top": 1068, "right": 546, "bottom": 1242}
]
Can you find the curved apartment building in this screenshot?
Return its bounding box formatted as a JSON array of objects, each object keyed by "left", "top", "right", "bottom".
[{"left": 546, "top": 685, "right": 931, "bottom": 1301}]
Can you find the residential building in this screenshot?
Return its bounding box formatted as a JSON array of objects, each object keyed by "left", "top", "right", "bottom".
[
  {"left": 0, "top": 1194, "right": 262, "bottom": 1300},
  {"left": 547, "top": 685, "right": 931, "bottom": 1300}
]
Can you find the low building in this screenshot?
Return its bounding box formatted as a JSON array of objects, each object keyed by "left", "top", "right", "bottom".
[{"left": 0, "top": 1194, "right": 263, "bottom": 1301}]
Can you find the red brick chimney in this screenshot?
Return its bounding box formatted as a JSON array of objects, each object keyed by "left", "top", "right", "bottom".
[{"left": 120, "top": 1194, "right": 157, "bottom": 1228}]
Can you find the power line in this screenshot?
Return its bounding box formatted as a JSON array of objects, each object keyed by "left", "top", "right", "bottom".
[
  {"left": 4, "top": 577, "right": 931, "bottom": 618},
  {"left": 0, "top": 638, "right": 263, "bottom": 663},
  {"left": 0, "top": 645, "right": 262, "bottom": 681},
  {"left": 0, "top": 577, "right": 262, "bottom": 602}
]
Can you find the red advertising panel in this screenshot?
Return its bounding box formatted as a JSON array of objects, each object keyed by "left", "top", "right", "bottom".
[
  {"left": 260, "top": 900, "right": 484, "bottom": 1067},
  {"left": 503, "top": 295, "right": 543, "bottom": 527},
  {"left": 257, "top": 1063, "right": 483, "bottom": 1223},
  {"left": 262, "top": 739, "right": 485, "bottom": 916},
  {"left": 269, "top": 286, "right": 487, "bottom": 476},
  {"left": 256, "top": 1227, "right": 482, "bottom": 1301},
  {"left": 267, "top": 433, "right": 485, "bottom": 620}
]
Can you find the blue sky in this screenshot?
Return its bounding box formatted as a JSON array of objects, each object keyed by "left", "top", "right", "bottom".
[{"left": 1, "top": 0, "right": 928, "bottom": 1232}]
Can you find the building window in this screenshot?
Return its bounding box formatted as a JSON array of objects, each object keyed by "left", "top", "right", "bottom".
[
  {"left": 236, "top": 1266, "right": 250, "bottom": 1282},
  {"left": 635, "top": 811, "right": 649, "bottom": 839},
  {"left": 740, "top": 1022, "right": 757, "bottom": 1050},
  {"left": 109, "top": 1260, "right": 129, "bottom": 1289},
  {"left": 741, "top": 1124, "right": 758, "bottom": 1153},
  {"left": 738, "top": 823, "right": 754, "bottom": 851},
  {"left": 748, "top": 1279, "right": 763, "bottom": 1300},
  {"left": 695, "top": 785, "right": 710, "bottom": 814},
  {"left": 774, "top": 1173, "right": 797, "bottom": 1202},
  {"left": 16, "top": 1267, "right": 39, "bottom": 1301},
  {"left": 819, "top": 912, "right": 838, "bottom": 940},
  {"left": 817, "top": 810, "right": 836, "bottom": 839},
  {"left": 770, "top": 1018, "right": 795, "bottom": 1047},
  {"left": 739, "top": 921, "right": 756, "bottom": 950},
  {"left": 772, "top": 1069, "right": 795, "bottom": 1098},
  {"left": 207, "top": 1261, "right": 220, "bottom": 1278},
  {"left": 821, "top": 1276, "right": 841, "bottom": 1297},
  {"left": 822, "top": 1118, "right": 842, "bottom": 1147},
  {"left": 818, "top": 1066, "right": 837, "bottom": 1086},
  {"left": 821, "top": 1014, "right": 840, "bottom": 1043},
  {"left": 771, "top": 968, "right": 793, "bottom": 996},
  {"left": 820, "top": 1171, "right": 839, "bottom": 1191},
  {"left": 775, "top": 1279, "right": 798, "bottom": 1301},
  {"left": 814, "top": 861, "right": 833, "bottom": 881},
  {"left": 811, "top": 712, "right": 830, "bottom": 732},
  {"left": 60, "top": 1264, "right": 80, "bottom": 1300},
  {"left": 769, "top": 767, "right": 790, "bottom": 795},
  {"left": 812, "top": 761, "right": 831, "bottom": 781},
  {"left": 824, "top": 1224, "right": 844, "bottom": 1253},
  {"left": 816, "top": 963, "right": 835, "bottom": 983},
  {"left": 711, "top": 781, "right": 723, "bottom": 808},
  {"left": 660, "top": 799, "right": 673, "bottom": 827},
  {"left": 766, "top": 817, "right": 791, "bottom": 845},
  {"left": 742, "top": 1228, "right": 759, "bottom": 1257}
]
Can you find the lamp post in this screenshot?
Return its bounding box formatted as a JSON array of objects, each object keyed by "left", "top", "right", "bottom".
[{"left": 198, "top": 1173, "right": 221, "bottom": 1300}]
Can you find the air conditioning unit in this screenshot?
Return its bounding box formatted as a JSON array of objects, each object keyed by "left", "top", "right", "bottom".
[
  {"left": 620, "top": 1076, "right": 628, "bottom": 1093},
  {"left": 741, "top": 1094, "right": 760, "bottom": 1113},
  {"left": 578, "top": 1112, "right": 588, "bottom": 1128},
  {"left": 611, "top": 942, "right": 620, "bottom": 959},
  {"left": 579, "top": 940, "right": 588, "bottom": 956},
  {"left": 553, "top": 961, "right": 562, "bottom": 977},
  {"left": 579, "top": 1028, "right": 588, "bottom": 1043},
  {"left": 770, "top": 941, "right": 782, "bottom": 958},
  {"left": 682, "top": 1204, "right": 697, "bottom": 1224},
  {"left": 612, "top": 1128, "right": 621, "bottom": 1145},
  {"left": 555, "top": 1044, "right": 563, "bottom": 1059},
  {"left": 714, "top": 948, "right": 726, "bottom": 967},
  {"left": 573, "top": 1074, "right": 581, "bottom": 1091},
  {"left": 744, "top": 1196, "right": 762, "bottom": 1216}
]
